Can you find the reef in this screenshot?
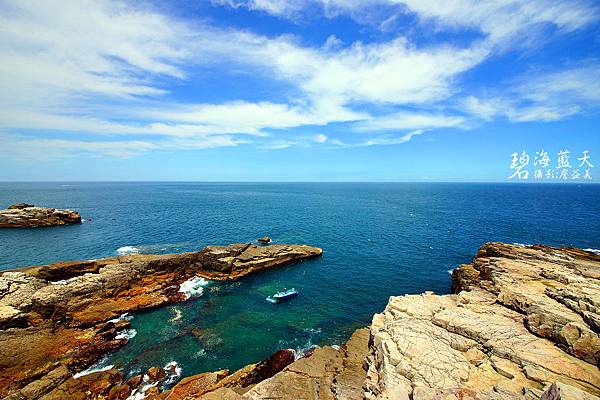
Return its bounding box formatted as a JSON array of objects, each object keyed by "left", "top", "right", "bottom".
[
  {"left": 0, "top": 204, "right": 81, "bottom": 228},
  {"left": 0, "top": 243, "right": 322, "bottom": 399}
]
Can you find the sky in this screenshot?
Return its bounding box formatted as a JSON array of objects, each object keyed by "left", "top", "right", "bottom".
[{"left": 0, "top": 0, "right": 599, "bottom": 181}]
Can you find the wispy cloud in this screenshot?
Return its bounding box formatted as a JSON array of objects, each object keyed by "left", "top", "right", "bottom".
[
  {"left": 214, "top": 0, "right": 598, "bottom": 47},
  {"left": 330, "top": 129, "right": 426, "bottom": 147},
  {"left": 462, "top": 63, "right": 600, "bottom": 122},
  {"left": 1, "top": 0, "right": 598, "bottom": 161},
  {"left": 354, "top": 112, "right": 465, "bottom": 131}
]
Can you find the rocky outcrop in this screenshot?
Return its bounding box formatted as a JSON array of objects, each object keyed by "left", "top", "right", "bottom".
[
  {"left": 0, "top": 204, "right": 81, "bottom": 228},
  {"left": 0, "top": 243, "right": 322, "bottom": 399},
  {"left": 148, "top": 327, "right": 370, "bottom": 400},
  {"left": 242, "top": 327, "right": 370, "bottom": 400},
  {"left": 365, "top": 243, "right": 600, "bottom": 399}
]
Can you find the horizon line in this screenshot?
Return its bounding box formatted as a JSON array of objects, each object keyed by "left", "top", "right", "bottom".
[{"left": 0, "top": 180, "right": 598, "bottom": 184}]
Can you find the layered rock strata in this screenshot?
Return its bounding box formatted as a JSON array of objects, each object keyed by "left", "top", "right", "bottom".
[
  {"left": 0, "top": 204, "right": 81, "bottom": 228},
  {"left": 365, "top": 243, "right": 600, "bottom": 399},
  {"left": 0, "top": 243, "right": 322, "bottom": 399}
]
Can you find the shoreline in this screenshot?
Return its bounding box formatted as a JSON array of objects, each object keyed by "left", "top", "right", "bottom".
[
  {"left": 0, "top": 243, "right": 322, "bottom": 398},
  {"left": 1, "top": 242, "right": 598, "bottom": 399}
]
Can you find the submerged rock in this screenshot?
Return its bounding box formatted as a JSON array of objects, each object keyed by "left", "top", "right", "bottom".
[
  {"left": 0, "top": 204, "right": 81, "bottom": 228},
  {"left": 257, "top": 236, "right": 271, "bottom": 244}
]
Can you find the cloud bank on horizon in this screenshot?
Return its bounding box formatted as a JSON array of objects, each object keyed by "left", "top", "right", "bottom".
[{"left": 0, "top": 0, "right": 599, "bottom": 179}]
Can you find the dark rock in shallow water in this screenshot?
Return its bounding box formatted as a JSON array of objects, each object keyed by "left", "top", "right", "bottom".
[
  {"left": 257, "top": 236, "right": 271, "bottom": 244},
  {"left": 0, "top": 204, "right": 81, "bottom": 228}
]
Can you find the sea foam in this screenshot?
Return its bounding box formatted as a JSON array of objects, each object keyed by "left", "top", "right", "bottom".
[
  {"left": 116, "top": 246, "right": 140, "bottom": 256},
  {"left": 178, "top": 276, "right": 209, "bottom": 300},
  {"left": 73, "top": 357, "right": 114, "bottom": 379},
  {"left": 163, "top": 361, "right": 182, "bottom": 386},
  {"left": 115, "top": 328, "right": 137, "bottom": 340},
  {"left": 584, "top": 248, "right": 600, "bottom": 255}
]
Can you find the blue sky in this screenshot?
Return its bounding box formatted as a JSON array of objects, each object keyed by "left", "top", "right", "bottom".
[{"left": 0, "top": 0, "right": 599, "bottom": 181}]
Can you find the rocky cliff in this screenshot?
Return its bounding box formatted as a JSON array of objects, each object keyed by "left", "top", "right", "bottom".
[
  {"left": 0, "top": 243, "right": 322, "bottom": 399},
  {"left": 0, "top": 204, "right": 81, "bottom": 228},
  {"left": 365, "top": 243, "right": 599, "bottom": 399}
]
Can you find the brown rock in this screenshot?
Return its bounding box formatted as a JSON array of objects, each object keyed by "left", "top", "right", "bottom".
[
  {"left": 365, "top": 243, "right": 600, "bottom": 399},
  {"left": 107, "top": 384, "right": 131, "bottom": 400},
  {"left": 126, "top": 374, "right": 143, "bottom": 390},
  {"left": 0, "top": 205, "right": 81, "bottom": 228},
  {"left": 7, "top": 203, "right": 34, "bottom": 209},
  {"left": 0, "top": 242, "right": 322, "bottom": 398},
  {"left": 40, "top": 369, "right": 123, "bottom": 400},
  {"left": 244, "top": 328, "right": 370, "bottom": 399},
  {"left": 257, "top": 237, "right": 271, "bottom": 244},
  {"left": 147, "top": 366, "right": 167, "bottom": 382}
]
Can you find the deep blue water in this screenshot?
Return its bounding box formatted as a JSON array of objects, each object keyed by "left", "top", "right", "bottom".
[{"left": 1, "top": 182, "right": 599, "bottom": 380}]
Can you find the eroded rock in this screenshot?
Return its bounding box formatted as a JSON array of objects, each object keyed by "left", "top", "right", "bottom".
[
  {"left": 0, "top": 204, "right": 81, "bottom": 228},
  {"left": 0, "top": 242, "right": 322, "bottom": 399},
  {"left": 365, "top": 243, "right": 600, "bottom": 400}
]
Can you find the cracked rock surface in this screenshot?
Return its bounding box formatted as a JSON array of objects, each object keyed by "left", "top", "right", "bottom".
[{"left": 365, "top": 243, "right": 600, "bottom": 400}]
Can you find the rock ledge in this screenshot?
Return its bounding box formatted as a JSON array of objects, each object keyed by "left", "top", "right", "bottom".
[{"left": 0, "top": 204, "right": 81, "bottom": 228}]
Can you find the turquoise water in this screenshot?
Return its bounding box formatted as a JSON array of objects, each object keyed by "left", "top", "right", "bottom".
[{"left": 1, "top": 182, "right": 599, "bottom": 380}]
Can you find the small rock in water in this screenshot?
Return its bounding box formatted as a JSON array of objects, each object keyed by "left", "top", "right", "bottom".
[
  {"left": 147, "top": 366, "right": 166, "bottom": 382},
  {"left": 7, "top": 203, "right": 34, "bottom": 210},
  {"left": 258, "top": 236, "right": 271, "bottom": 244},
  {"left": 126, "top": 374, "right": 143, "bottom": 390}
]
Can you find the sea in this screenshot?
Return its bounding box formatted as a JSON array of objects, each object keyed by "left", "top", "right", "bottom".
[{"left": 1, "top": 182, "right": 599, "bottom": 381}]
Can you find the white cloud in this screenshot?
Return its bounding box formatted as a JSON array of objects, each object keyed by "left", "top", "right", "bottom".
[
  {"left": 330, "top": 129, "right": 426, "bottom": 147},
  {"left": 215, "top": 0, "right": 598, "bottom": 47},
  {"left": 0, "top": 0, "right": 485, "bottom": 157},
  {"left": 395, "top": 0, "right": 597, "bottom": 46},
  {"left": 255, "top": 36, "right": 488, "bottom": 106},
  {"left": 354, "top": 111, "right": 465, "bottom": 131},
  {"left": 462, "top": 63, "right": 600, "bottom": 122},
  {"left": 4, "top": 0, "right": 596, "bottom": 161},
  {"left": 0, "top": 0, "right": 195, "bottom": 108},
  {"left": 0, "top": 133, "right": 246, "bottom": 159}
]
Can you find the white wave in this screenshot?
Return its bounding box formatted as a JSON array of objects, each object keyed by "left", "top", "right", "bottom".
[
  {"left": 49, "top": 276, "right": 79, "bottom": 285},
  {"left": 73, "top": 362, "right": 114, "bottom": 379},
  {"left": 163, "top": 361, "right": 182, "bottom": 386},
  {"left": 584, "top": 248, "right": 600, "bottom": 255},
  {"left": 115, "top": 328, "right": 137, "bottom": 340},
  {"left": 116, "top": 246, "right": 140, "bottom": 256},
  {"left": 331, "top": 344, "right": 340, "bottom": 350},
  {"left": 126, "top": 376, "right": 157, "bottom": 400},
  {"left": 513, "top": 243, "right": 531, "bottom": 247},
  {"left": 292, "top": 342, "right": 317, "bottom": 360},
  {"left": 447, "top": 269, "right": 454, "bottom": 275},
  {"left": 179, "top": 276, "right": 209, "bottom": 300},
  {"left": 108, "top": 313, "right": 133, "bottom": 323}
]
